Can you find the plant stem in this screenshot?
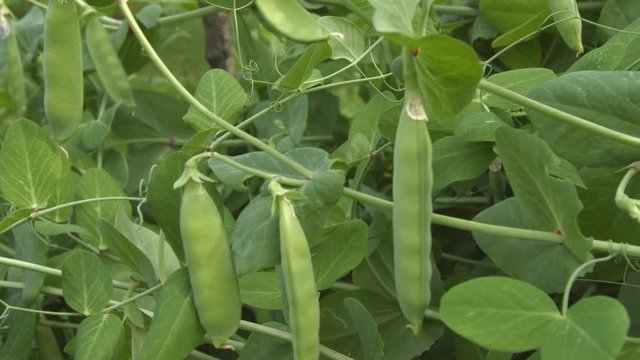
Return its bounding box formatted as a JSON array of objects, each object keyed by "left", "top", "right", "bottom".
[
  {"left": 478, "top": 79, "right": 640, "bottom": 148},
  {"left": 158, "top": 6, "right": 221, "bottom": 26},
  {"left": 118, "top": 0, "right": 312, "bottom": 178},
  {"left": 561, "top": 254, "right": 616, "bottom": 315},
  {"left": 102, "top": 282, "right": 164, "bottom": 313},
  {"left": 0, "top": 256, "right": 132, "bottom": 290},
  {"left": 211, "top": 153, "right": 640, "bottom": 258},
  {"left": 439, "top": 253, "right": 497, "bottom": 268},
  {"left": 238, "top": 320, "right": 354, "bottom": 360}
]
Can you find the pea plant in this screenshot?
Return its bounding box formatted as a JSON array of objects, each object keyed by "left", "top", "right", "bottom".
[{"left": 1, "top": 0, "right": 640, "bottom": 359}]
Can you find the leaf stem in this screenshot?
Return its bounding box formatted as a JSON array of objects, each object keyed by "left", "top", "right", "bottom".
[
  {"left": 238, "top": 320, "right": 354, "bottom": 360},
  {"left": 118, "top": 0, "right": 312, "bottom": 178},
  {"left": 478, "top": 79, "right": 640, "bottom": 148},
  {"left": 561, "top": 254, "right": 616, "bottom": 315},
  {"left": 211, "top": 153, "right": 640, "bottom": 258},
  {"left": 101, "top": 282, "right": 164, "bottom": 313}
]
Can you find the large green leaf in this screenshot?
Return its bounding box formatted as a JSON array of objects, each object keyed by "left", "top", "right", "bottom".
[
  {"left": 13, "top": 224, "right": 47, "bottom": 304},
  {"left": 320, "top": 290, "right": 443, "bottom": 360},
  {"left": 61, "top": 250, "right": 113, "bottom": 315},
  {"left": 183, "top": 69, "right": 248, "bottom": 131},
  {"left": 369, "top": 0, "right": 418, "bottom": 42},
  {"left": 440, "top": 277, "right": 560, "bottom": 352},
  {"left": 0, "top": 311, "right": 36, "bottom": 359},
  {"left": 317, "top": 16, "right": 365, "bottom": 61},
  {"left": 75, "top": 168, "right": 131, "bottom": 249},
  {"left": 495, "top": 127, "right": 591, "bottom": 260},
  {"left": 542, "top": 297, "right": 629, "bottom": 360},
  {"left": 146, "top": 151, "right": 188, "bottom": 262},
  {"left": 239, "top": 271, "right": 282, "bottom": 310},
  {"left": 0, "top": 119, "right": 65, "bottom": 209},
  {"left": 142, "top": 268, "right": 204, "bottom": 360},
  {"left": 312, "top": 220, "right": 367, "bottom": 290},
  {"left": 238, "top": 322, "right": 293, "bottom": 360},
  {"left": 473, "top": 198, "right": 584, "bottom": 293},
  {"left": 276, "top": 43, "right": 331, "bottom": 91},
  {"left": 528, "top": 71, "right": 640, "bottom": 167},
  {"left": 255, "top": 0, "right": 329, "bottom": 43},
  {"left": 254, "top": 96, "right": 309, "bottom": 151},
  {"left": 413, "top": 34, "right": 483, "bottom": 129},
  {"left": 570, "top": 18, "right": 640, "bottom": 71},
  {"left": 482, "top": 68, "right": 556, "bottom": 110},
  {"left": 597, "top": 0, "right": 640, "bottom": 42},
  {"left": 74, "top": 314, "right": 124, "bottom": 360},
  {"left": 343, "top": 297, "right": 384, "bottom": 360},
  {"left": 578, "top": 167, "right": 640, "bottom": 246},
  {"left": 431, "top": 136, "right": 495, "bottom": 190}
]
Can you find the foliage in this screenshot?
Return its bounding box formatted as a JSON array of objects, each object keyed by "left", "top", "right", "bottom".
[{"left": 0, "top": 0, "right": 639, "bottom": 359}]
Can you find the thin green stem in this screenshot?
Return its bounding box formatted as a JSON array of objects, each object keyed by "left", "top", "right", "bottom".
[
  {"left": 211, "top": 152, "right": 640, "bottom": 258},
  {"left": 0, "top": 256, "right": 133, "bottom": 291},
  {"left": 118, "top": 0, "right": 312, "bottom": 178},
  {"left": 238, "top": 320, "right": 354, "bottom": 360},
  {"left": 0, "top": 298, "right": 82, "bottom": 317},
  {"left": 158, "top": 6, "right": 221, "bottom": 26},
  {"left": 439, "top": 253, "right": 497, "bottom": 268},
  {"left": 102, "top": 282, "right": 164, "bottom": 313},
  {"left": 561, "top": 254, "right": 616, "bottom": 315},
  {"left": 478, "top": 79, "right": 640, "bottom": 148},
  {"left": 332, "top": 282, "right": 361, "bottom": 291}
]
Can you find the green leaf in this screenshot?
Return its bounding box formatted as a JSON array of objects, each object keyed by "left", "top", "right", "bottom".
[
  {"left": 318, "top": 16, "right": 365, "bottom": 61},
  {"left": 578, "top": 167, "right": 640, "bottom": 247},
  {"left": 0, "top": 208, "right": 32, "bottom": 236},
  {"left": 255, "top": 0, "right": 329, "bottom": 43},
  {"left": 209, "top": 147, "right": 333, "bottom": 191},
  {"left": 183, "top": 69, "right": 248, "bottom": 131},
  {"left": 13, "top": 224, "right": 47, "bottom": 304},
  {"left": 542, "top": 297, "right": 630, "bottom": 360},
  {"left": 142, "top": 268, "right": 204, "bottom": 360},
  {"left": 571, "top": 17, "right": 640, "bottom": 72},
  {"left": 454, "top": 111, "right": 507, "bottom": 142},
  {"left": 62, "top": 250, "right": 113, "bottom": 315},
  {"left": 254, "top": 96, "right": 309, "bottom": 150},
  {"left": 75, "top": 314, "right": 124, "bottom": 360},
  {"left": 320, "top": 290, "right": 444, "bottom": 360},
  {"left": 473, "top": 198, "right": 584, "bottom": 293},
  {"left": 491, "top": 12, "right": 547, "bottom": 48},
  {"left": 231, "top": 195, "right": 280, "bottom": 275},
  {"left": 440, "top": 276, "right": 560, "bottom": 352},
  {"left": 495, "top": 127, "right": 591, "bottom": 260},
  {"left": 0, "top": 119, "right": 65, "bottom": 209},
  {"left": 413, "top": 34, "right": 483, "bottom": 129},
  {"left": 276, "top": 43, "right": 331, "bottom": 91},
  {"left": 482, "top": 68, "right": 556, "bottom": 110},
  {"left": 597, "top": 0, "right": 640, "bottom": 43},
  {"left": 528, "top": 71, "right": 640, "bottom": 167},
  {"left": 369, "top": 0, "right": 418, "bottom": 41},
  {"left": 238, "top": 322, "right": 293, "bottom": 360},
  {"left": 147, "top": 151, "right": 188, "bottom": 262},
  {"left": 239, "top": 271, "right": 282, "bottom": 310},
  {"left": 75, "top": 168, "right": 131, "bottom": 250},
  {"left": 617, "top": 343, "right": 640, "bottom": 360},
  {"left": 479, "top": 0, "right": 549, "bottom": 34},
  {"left": 0, "top": 311, "right": 36, "bottom": 359},
  {"left": 431, "top": 136, "right": 495, "bottom": 190},
  {"left": 97, "top": 218, "right": 156, "bottom": 284},
  {"left": 343, "top": 297, "right": 384, "bottom": 360},
  {"left": 312, "top": 220, "right": 367, "bottom": 290}
]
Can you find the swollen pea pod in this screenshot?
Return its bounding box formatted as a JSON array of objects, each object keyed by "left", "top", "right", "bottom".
[
  {"left": 44, "top": 0, "right": 83, "bottom": 141},
  {"left": 392, "top": 49, "right": 432, "bottom": 334},
  {"left": 271, "top": 182, "right": 320, "bottom": 360},
  {"left": 85, "top": 16, "right": 135, "bottom": 107},
  {"left": 547, "top": 0, "right": 583, "bottom": 53},
  {"left": 1, "top": 16, "right": 26, "bottom": 116},
  {"left": 180, "top": 180, "right": 241, "bottom": 347}
]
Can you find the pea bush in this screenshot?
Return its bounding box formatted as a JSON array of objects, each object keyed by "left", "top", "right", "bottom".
[{"left": 0, "top": 0, "right": 639, "bottom": 359}]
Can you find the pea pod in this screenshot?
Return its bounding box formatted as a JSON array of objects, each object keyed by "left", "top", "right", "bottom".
[
  {"left": 1, "top": 18, "right": 26, "bottom": 116},
  {"left": 180, "top": 180, "right": 241, "bottom": 347},
  {"left": 255, "top": 0, "right": 328, "bottom": 43},
  {"left": 392, "top": 50, "right": 432, "bottom": 334},
  {"left": 547, "top": 0, "right": 583, "bottom": 53},
  {"left": 272, "top": 183, "right": 320, "bottom": 360},
  {"left": 44, "top": 0, "right": 83, "bottom": 141},
  {"left": 85, "top": 16, "right": 135, "bottom": 107}
]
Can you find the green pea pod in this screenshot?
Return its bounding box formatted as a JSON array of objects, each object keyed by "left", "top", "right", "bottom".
[
  {"left": 85, "top": 16, "right": 135, "bottom": 107},
  {"left": 392, "top": 51, "right": 433, "bottom": 334},
  {"left": 180, "top": 180, "right": 241, "bottom": 347},
  {"left": 255, "top": 0, "right": 328, "bottom": 43},
  {"left": 44, "top": 0, "right": 83, "bottom": 141},
  {"left": 2, "top": 18, "right": 26, "bottom": 116},
  {"left": 547, "top": 0, "right": 583, "bottom": 53},
  {"left": 274, "top": 188, "right": 320, "bottom": 360}
]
